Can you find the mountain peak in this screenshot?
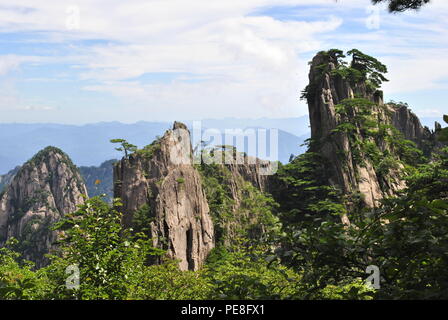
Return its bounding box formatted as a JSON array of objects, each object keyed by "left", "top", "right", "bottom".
[
  {"left": 304, "top": 49, "right": 434, "bottom": 216},
  {"left": 0, "top": 147, "right": 87, "bottom": 267}
]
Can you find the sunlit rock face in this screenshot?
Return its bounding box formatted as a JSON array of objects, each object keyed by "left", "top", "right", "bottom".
[
  {"left": 305, "top": 51, "right": 433, "bottom": 213},
  {"left": 0, "top": 147, "right": 87, "bottom": 267},
  {"left": 114, "top": 122, "right": 214, "bottom": 271}
]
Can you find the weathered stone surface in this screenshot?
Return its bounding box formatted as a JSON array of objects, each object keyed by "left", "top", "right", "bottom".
[
  {"left": 305, "top": 52, "right": 409, "bottom": 211},
  {"left": 225, "top": 156, "right": 272, "bottom": 193},
  {"left": 0, "top": 147, "right": 87, "bottom": 267},
  {"left": 114, "top": 122, "right": 214, "bottom": 271},
  {"left": 387, "top": 103, "right": 441, "bottom": 156},
  {"left": 389, "top": 103, "right": 428, "bottom": 144}
]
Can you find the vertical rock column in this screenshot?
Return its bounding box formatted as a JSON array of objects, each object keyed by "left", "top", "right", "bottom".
[{"left": 114, "top": 122, "right": 214, "bottom": 271}]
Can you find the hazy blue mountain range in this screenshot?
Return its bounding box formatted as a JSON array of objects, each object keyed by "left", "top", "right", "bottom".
[
  {"left": 79, "top": 160, "right": 117, "bottom": 202},
  {"left": 0, "top": 116, "right": 439, "bottom": 175},
  {"left": 0, "top": 122, "right": 169, "bottom": 174},
  {"left": 0, "top": 118, "right": 311, "bottom": 174}
]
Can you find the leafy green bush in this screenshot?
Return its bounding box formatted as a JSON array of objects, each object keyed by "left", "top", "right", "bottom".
[
  {"left": 204, "top": 243, "right": 300, "bottom": 300},
  {"left": 0, "top": 239, "right": 50, "bottom": 299}
]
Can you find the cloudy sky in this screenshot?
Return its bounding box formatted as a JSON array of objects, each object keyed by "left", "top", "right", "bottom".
[{"left": 0, "top": 0, "right": 447, "bottom": 124}]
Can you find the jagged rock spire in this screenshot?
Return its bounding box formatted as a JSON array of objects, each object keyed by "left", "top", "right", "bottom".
[
  {"left": 305, "top": 50, "right": 430, "bottom": 211},
  {"left": 114, "top": 122, "right": 214, "bottom": 271}
]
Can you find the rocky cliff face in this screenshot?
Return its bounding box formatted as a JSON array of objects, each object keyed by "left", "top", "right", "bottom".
[
  {"left": 388, "top": 102, "right": 439, "bottom": 155},
  {"left": 0, "top": 147, "right": 87, "bottom": 267},
  {"left": 225, "top": 155, "right": 272, "bottom": 193},
  {"left": 198, "top": 147, "right": 278, "bottom": 245},
  {"left": 390, "top": 103, "right": 429, "bottom": 143},
  {"left": 305, "top": 50, "right": 431, "bottom": 212},
  {"left": 114, "top": 122, "right": 214, "bottom": 271}
]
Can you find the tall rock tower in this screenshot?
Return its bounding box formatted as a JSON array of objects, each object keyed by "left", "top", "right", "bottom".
[
  {"left": 114, "top": 122, "right": 214, "bottom": 271},
  {"left": 304, "top": 50, "right": 434, "bottom": 213}
]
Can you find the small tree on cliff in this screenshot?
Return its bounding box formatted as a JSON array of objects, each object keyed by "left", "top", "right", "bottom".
[
  {"left": 110, "top": 138, "right": 137, "bottom": 158},
  {"left": 301, "top": 49, "right": 389, "bottom": 101},
  {"left": 347, "top": 49, "right": 389, "bottom": 90}
]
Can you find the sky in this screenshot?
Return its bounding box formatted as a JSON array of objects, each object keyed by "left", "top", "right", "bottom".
[{"left": 0, "top": 0, "right": 447, "bottom": 124}]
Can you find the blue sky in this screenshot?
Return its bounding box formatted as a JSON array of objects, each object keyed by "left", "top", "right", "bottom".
[{"left": 0, "top": 0, "right": 447, "bottom": 124}]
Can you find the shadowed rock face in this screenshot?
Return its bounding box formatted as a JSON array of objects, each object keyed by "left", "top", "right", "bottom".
[
  {"left": 388, "top": 103, "right": 439, "bottom": 155},
  {"left": 390, "top": 104, "right": 429, "bottom": 144},
  {"left": 114, "top": 122, "right": 214, "bottom": 271},
  {"left": 305, "top": 51, "right": 432, "bottom": 213},
  {"left": 0, "top": 147, "right": 87, "bottom": 267}
]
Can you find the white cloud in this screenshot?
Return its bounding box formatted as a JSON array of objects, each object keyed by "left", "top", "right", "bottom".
[
  {"left": 0, "top": 0, "right": 447, "bottom": 121},
  {"left": 415, "top": 108, "right": 445, "bottom": 118},
  {"left": 0, "top": 55, "right": 41, "bottom": 75},
  {"left": 382, "top": 50, "right": 448, "bottom": 94}
]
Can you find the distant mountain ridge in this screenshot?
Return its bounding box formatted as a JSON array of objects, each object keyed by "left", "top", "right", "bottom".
[
  {"left": 79, "top": 160, "right": 117, "bottom": 202},
  {"left": 0, "top": 116, "right": 439, "bottom": 174},
  {"left": 0, "top": 118, "right": 311, "bottom": 174}
]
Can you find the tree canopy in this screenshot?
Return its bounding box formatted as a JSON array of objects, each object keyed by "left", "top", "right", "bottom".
[{"left": 372, "top": 0, "right": 430, "bottom": 12}]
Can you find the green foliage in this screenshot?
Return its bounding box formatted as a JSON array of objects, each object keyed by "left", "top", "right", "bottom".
[
  {"left": 198, "top": 163, "right": 236, "bottom": 242},
  {"left": 2, "top": 110, "right": 447, "bottom": 301},
  {"left": 331, "top": 98, "right": 425, "bottom": 189},
  {"left": 204, "top": 243, "right": 300, "bottom": 299},
  {"left": 319, "top": 279, "right": 375, "bottom": 300},
  {"left": 176, "top": 177, "right": 185, "bottom": 184},
  {"left": 110, "top": 138, "right": 138, "bottom": 158},
  {"left": 326, "top": 49, "right": 346, "bottom": 62},
  {"left": 272, "top": 151, "right": 346, "bottom": 223},
  {"left": 0, "top": 239, "right": 50, "bottom": 299},
  {"left": 330, "top": 49, "right": 389, "bottom": 91},
  {"left": 273, "top": 145, "right": 448, "bottom": 299},
  {"left": 373, "top": 196, "right": 448, "bottom": 299},
  {"left": 301, "top": 49, "right": 388, "bottom": 103},
  {"left": 128, "top": 259, "right": 212, "bottom": 300},
  {"left": 132, "top": 203, "right": 154, "bottom": 235},
  {"left": 46, "top": 196, "right": 163, "bottom": 299},
  {"left": 15, "top": 216, "right": 53, "bottom": 262},
  {"left": 199, "top": 163, "right": 281, "bottom": 246},
  {"left": 237, "top": 183, "right": 282, "bottom": 244},
  {"left": 135, "top": 138, "right": 161, "bottom": 159},
  {"left": 347, "top": 49, "right": 389, "bottom": 89}
]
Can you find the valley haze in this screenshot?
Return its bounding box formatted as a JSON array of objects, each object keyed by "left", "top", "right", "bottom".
[{"left": 0, "top": 116, "right": 440, "bottom": 174}]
